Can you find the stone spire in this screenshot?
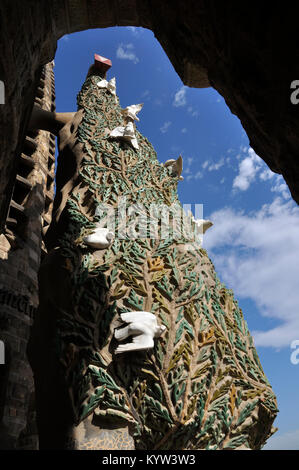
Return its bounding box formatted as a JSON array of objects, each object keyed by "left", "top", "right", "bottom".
[{"left": 28, "top": 55, "right": 278, "bottom": 450}]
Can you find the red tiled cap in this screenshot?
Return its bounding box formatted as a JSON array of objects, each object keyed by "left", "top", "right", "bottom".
[{"left": 94, "top": 54, "right": 112, "bottom": 73}]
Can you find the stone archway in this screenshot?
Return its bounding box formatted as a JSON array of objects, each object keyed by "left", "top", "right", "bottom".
[{"left": 1, "top": 1, "right": 299, "bottom": 230}]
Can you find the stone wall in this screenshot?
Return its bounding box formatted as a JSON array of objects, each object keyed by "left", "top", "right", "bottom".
[
  {"left": 0, "top": 0, "right": 56, "bottom": 232},
  {"left": 1, "top": 0, "right": 299, "bottom": 231},
  {"left": 0, "top": 62, "right": 56, "bottom": 449}
]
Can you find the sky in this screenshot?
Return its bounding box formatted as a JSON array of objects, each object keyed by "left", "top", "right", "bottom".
[{"left": 54, "top": 27, "right": 299, "bottom": 450}]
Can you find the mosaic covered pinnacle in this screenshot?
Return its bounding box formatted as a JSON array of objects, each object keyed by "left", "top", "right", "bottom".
[{"left": 27, "top": 57, "right": 278, "bottom": 450}]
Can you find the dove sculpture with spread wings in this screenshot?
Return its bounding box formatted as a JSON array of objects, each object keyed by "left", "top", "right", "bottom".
[{"left": 114, "top": 311, "right": 166, "bottom": 354}]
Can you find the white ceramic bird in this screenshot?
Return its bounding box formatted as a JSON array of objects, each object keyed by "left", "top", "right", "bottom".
[
  {"left": 194, "top": 218, "right": 213, "bottom": 234},
  {"left": 164, "top": 155, "right": 183, "bottom": 179},
  {"left": 83, "top": 226, "right": 114, "bottom": 249},
  {"left": 121, "top": 103, "right": 143, "bottom": 122},
  {"left": 109, "top": 121, "right": 139, "bottom": 150},
  {"left": 97, "top": 77, "right": 117, "bottom": 100},
  {"left": 114, "top": 311, "right": 166, "bottom": 354}
]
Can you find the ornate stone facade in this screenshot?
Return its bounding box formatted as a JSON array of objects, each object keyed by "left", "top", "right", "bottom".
[
  {"left": 0, "top": 1, "right": 294, "bottom": 450},
  {"left": 27, "top": 61, "right": 277, "bottom": 450}
]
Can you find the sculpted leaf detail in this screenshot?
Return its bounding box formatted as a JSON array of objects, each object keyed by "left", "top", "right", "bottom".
[{"left": 30, "top": 65, "right": 278, "bottom": 451}]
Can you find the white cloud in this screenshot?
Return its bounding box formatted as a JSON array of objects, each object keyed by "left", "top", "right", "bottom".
[
  {"left": 204, "top": 197, "right": 299, "bottom": 348},
  {"left": 183, "top": 156, "right": 204, "bottom": 180},
  {"left": 116, "top": 43, "right": 139, "bottom": 64},
  {"left": 201, "top": 156, "right": 227, "bottom": 173},
  {"left": 187, "top": 105, "right": 199, "bottom": 117},
  {"left": 173, "top": 86, "right": 187, "bottom": 107},
  {"left": 172, "top": 87, "right": 199, "bottom": 115},
  {"left": 186, "top": 170, "right": 203, "bottom": 181},
  {"left": 232, "top": 147, "right": 292, "bottom": 201},
  {"left": 208, "top": 157, "right": 224, "bottom": 171},
  {"left": 181, "top": 128, "right": 187, "bottom": 133},
  {"left": 141, "top": 89, "right": 150, "bottom": 99},
  {"left": 233, "top": 147, "right": 262, "bottom": 191},
  {"left": 127, "top": 26, "right": 139, "bottom": 36},
  {"left": 260, "top": 168, "right": 275, "bottom": 181},
  {"left": 271, "top": 176, "right": 290, "bottom": 200},
  {"left": 160, "top": 121, "right": 172, "bottom": 133},
  {"left": 154, "top": 98, "right": 163, "bottom": 106},
  {"left": 195, "top": 171, "right": 203, "bottom": 179},
  {"left": 262, "top": 429, "right": 299, "bottom": 450}
]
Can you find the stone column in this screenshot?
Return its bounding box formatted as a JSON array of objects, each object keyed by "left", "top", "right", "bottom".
[{"left": 0, "top": 62, "right": 56, "bottom": 449}]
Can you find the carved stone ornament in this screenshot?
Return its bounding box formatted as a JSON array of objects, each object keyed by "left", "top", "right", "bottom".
[
  {"left": 194, "top": 218, "right": 213, "bottom": 234},
  {"left": 186, "top": 210, "right": 213, "bottom": 234},
  {"left": 121, "top": 103, "right": 144, "bottom": 122},
  {"left": 83, "top": 226, "right": 114, "bottom": 249},
  {"left": 97, "top": 77, "right": 117, "bottom": 101},
  {"left": 164, "top": 155, "right": 183, "bottom": 180},
  {"left": 109, "top": 121, "right": 139, "bottom": 150}
]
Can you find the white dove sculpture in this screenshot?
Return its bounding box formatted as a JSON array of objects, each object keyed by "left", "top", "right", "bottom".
[
  {"left": 185, "top": 210, "right": 213, "bottom": 235},
  {"left": 97, "top": 77, "right": 117, "bottom": 101},
  {"left": 109, "top": 121, "right": 139, "bottom": 150},
  {"left": 114, "top": 311, "right": 166, "bottom": 354},
  {"left": 194, "top": 218, "right": 213, "bottom": 234},
  {"left": 164, "top": 155, "right": 184, "bottom": 180},
  {"left": 121, "top": 103, "right": 143, "bottom": 121},
  {"left": 83, "top": 225, "right": 114, "bottom": 249}
]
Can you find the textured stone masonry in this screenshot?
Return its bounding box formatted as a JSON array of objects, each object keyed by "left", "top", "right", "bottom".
[{"left": 0, "top": 61, "right": 56, "bottom": 449}]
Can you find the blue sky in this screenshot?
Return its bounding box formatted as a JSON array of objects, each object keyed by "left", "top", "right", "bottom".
[{"left": 54, "top": 27, "right": 299, "bottom": 449}]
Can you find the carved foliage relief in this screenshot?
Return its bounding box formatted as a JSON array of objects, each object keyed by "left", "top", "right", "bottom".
[{"left": 52, "top": 73, "right": 277, "bottom": 450}]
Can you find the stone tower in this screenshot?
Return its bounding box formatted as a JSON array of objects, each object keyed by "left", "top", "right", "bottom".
[
  {"left": 27, "top": 55, "right": 278, "bottom": 450},
  {"left": 0, "top": 62, "right": 56, "bottom": 449}
]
